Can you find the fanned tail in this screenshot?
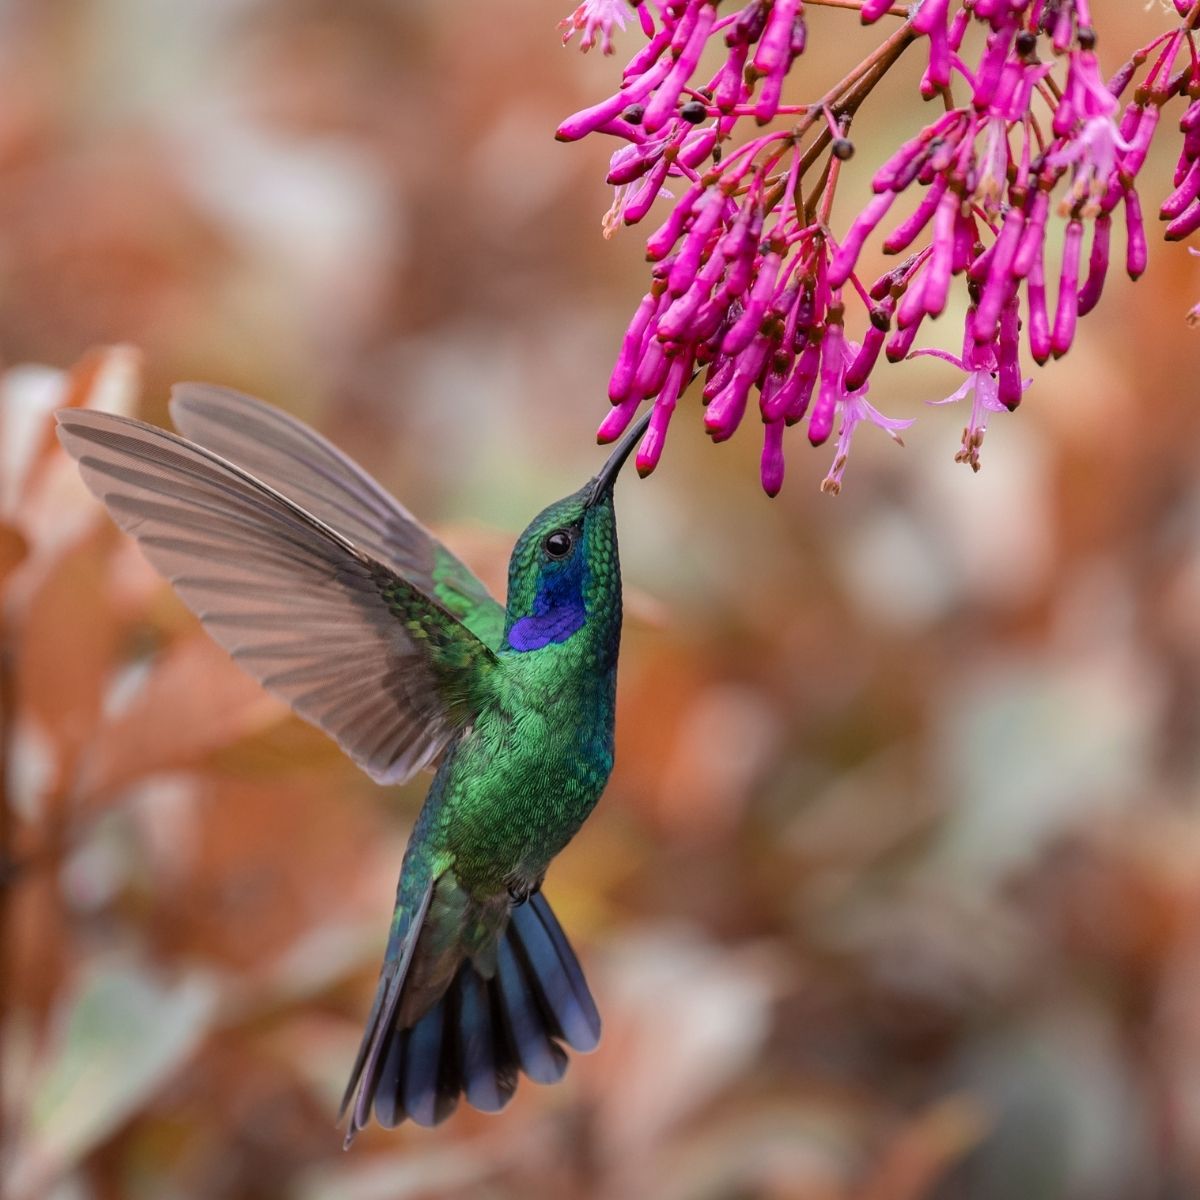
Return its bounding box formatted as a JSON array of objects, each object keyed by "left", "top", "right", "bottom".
[{"left": 340, "top": 893, "right": 600, "bottom": 1144}]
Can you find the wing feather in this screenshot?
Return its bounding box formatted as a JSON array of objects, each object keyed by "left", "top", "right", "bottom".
[
  {"left": 56, "top": 409, "right": 497, "bottom": 785},
  {"left": 168, "top": 383, "right": 506, "bottom": 648}
]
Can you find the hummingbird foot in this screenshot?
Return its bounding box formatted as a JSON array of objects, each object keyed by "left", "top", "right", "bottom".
[{"left": 505, "top": 872, "right": 546, "bottom": 906}]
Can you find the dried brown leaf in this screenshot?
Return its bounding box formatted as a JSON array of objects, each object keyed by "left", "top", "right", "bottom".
[{"left": 77, "top": 633, "right": 285, "bottom": 798}]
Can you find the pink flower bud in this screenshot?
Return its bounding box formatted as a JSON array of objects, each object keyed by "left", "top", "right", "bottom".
[
  {"left": 886, "top": 316, "right": 923, "bottom": 361},
  {"left": 620, "top": 154, "right": 672, "bottom": 225},
  {"left": 610, "top": 291, "right": 662, "bottom": 402},
  {"left": 557, "top": 54, "right": 672, "bottom": 140},
  {"left": 642, "top": 2, "right": 717, "bottom": 133},
  {"left": 752, "top": 0, "right": 798, "bottom": 78},
  {"left": 1012, "top": 190, "right": 1050, "bottom": 279},
  {"left": 1124, "top": 187, "right": 1147, "bottom": 276},
  {"left": 1122, "top": 105, "right": 1160, "bottom": 179},
  {"left": 1076, "top": 214, "right": 1110, "bottom": 318},
  {"left": 713, "top": 42, "right": 750, "bottom": 112},
  {"left": 997, "top": 299, "right": 1024, "bottom": 411},
  {"left": 972, "top": 25, "right": 1017, "bottom": 111},
  {"left": 809, "top": 324, "right": 846, "bottom": 446},
  {"left": 645, "top": 181, "right": 705, "bottom": 261},
  {"left": 1026, "top": 250, "right": 1051, "bottom": 365},
  {"left": 920, "top": 190, "right": 961, "bottom": 318},
  {"left": 705, "top": 341, "right": 767, "bottom": 441},
  {"left": 635, "top": 337, "right": 671, "bottom": 397},
  {"left": 722, "top": 249, "right": 782, "bottom": 355},
  {"left": 896, "top": 271, "right": 928, "bottom": 329},
  {"left": 635, "top": 353, "right": 691, "bottom": 475},
  {"left": 881, "top": 177, "right": 947, "bottom": 256},
  {"left": 1165, "top": 202, "right": 1200, "bottom": 242},
  {"left": 703, "top": 354, "right": 737, "bottom": 403},
  {"left": 623, "top": 27, "right": 671, "bottom": 81},
  {"left": 844, "top": 315, "right": 889, "bottom": 392},
  {"left": 597, "top": 396, "right": 643, "bottom": 443},
  {"left": 668, "top": 192, "right": 726, "bottom": 294},
  {"left": 760, "top": 417, "right": 786, "bottom": 497},
  {"left": 755, "top": 71, "right": 787, "bottom": 125},
  {"left": 1162, "top": 159, "right": 1200, "bottom": 221},
  {"left": 1051, "top": 220, "right": 1083, "bottom": 358},
  {"left": 829, "top": 192, "right": 896, "bottom": 287},
  {"left": 860, "top": 0, "right": 894, "bottom": 25},
  {"left": 658, "top": 247, "right": 727, "bottom": 340},
  {"left": 974, "top": 208, "right": 1026, "bottom": 339}
]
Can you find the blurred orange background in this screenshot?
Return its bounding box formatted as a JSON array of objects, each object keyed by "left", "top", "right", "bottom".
[{"left": 2, "top": 2, "right": 1200, "bottom": 1198}]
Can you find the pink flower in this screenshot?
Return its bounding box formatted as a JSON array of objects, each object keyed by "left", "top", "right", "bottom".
[
  {"left": 1046, "top": 54, "right": 1130, "bottom": 218},
  {"left": 601, "top": 178, "right": 673, "bottom": 238},
  {"left": 820, "top": 339, "right": 914, "bottom": 496},
  {"left": 1048, "top": 114, "right": 1129, "bottom": 212},
  {"left": 914, "top": 300, "right": 1030, "bottom": 472},
  {"left": 927, "top": 366, "right": 1009, "bottom": 474},
  {"left": 559, "top": 0, "right": 631, "bottom": 55},
  {"left": 562, "top": 0, "right": 1200, "bottom": 495}
]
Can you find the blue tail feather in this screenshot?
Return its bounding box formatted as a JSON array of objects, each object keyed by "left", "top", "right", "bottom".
[
  {"left": 341, "top": 891, "right": 601, "bottom": 1140},
  {"left": 456, "top": 968, "right": 512, "bottom": 1112},
  {"left": 403, "top": 997, "right": 457, "bottom": 1126},
  {"left": 512, "top": 894, "right": 602, "bottom": 1052},
  {"left": 372, "top": 1018, "right": 407, "bottom": 1128},
  {"left": 495, "top": 936, "right": 569, "bottom": 1085}
]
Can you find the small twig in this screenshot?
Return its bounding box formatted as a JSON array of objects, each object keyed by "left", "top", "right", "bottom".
[
  {"left": 805, "top": 0, "right": 908, "bottom": 15},
  {"left": 791, "top": 20, "right": 918, "bottom": 213}
]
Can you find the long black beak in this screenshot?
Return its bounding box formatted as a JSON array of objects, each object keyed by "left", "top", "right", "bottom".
[{"left": 586, "top": 408, "right": 652, "bottom": 507}]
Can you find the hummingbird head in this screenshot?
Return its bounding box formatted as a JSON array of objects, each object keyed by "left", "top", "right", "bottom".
[{"left": 503, "top": 412, "right": 649, "bottom": 655}]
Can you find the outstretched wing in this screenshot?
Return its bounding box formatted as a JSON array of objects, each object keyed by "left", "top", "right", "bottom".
[
  {"left": 168, "top": 383, "right": 507, "bottom": 649},
  {"left": 56, "top": 409, "right": 497, "bottom": 785}
]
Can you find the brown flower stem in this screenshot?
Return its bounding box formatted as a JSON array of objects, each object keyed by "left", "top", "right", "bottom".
[
  {"left": 795, "top": 16, "right": 919, "bottom": 143},
  {"left": 796, "top": 20, "right": 918, "bottom": 221},
  {"left": 746, "top": 17, "right": 917, "bottom": 222},
  {"left": 805, "top": 157, "right": 835, "bottom": 225},
  {"left": 805, "top": 0, "right": 908, "bottom": 14}
]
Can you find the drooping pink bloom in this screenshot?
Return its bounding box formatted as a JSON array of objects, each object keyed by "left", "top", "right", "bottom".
[
  {"left": 819, "top": 337, "right": 914, "bottom": 496},
  {"left": 1046, "top": 52, "right": 1130, "bottom": 217},
  {"left": 914, "top": 298, "right": 1030, "bottom": 472},
  {"left": 1165, "top": 96, "right": 1200, "bottom": 242},
  {"left": 559, "top": 0, "right": 631, "bottom": 55},
  {"left": 560, "top": 0, "right": 1200, "bottom": 495}
]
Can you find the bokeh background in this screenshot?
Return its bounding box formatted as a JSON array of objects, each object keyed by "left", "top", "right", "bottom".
[{"left": 2, "top": 2, "right": 1200, "bottom": 1197}]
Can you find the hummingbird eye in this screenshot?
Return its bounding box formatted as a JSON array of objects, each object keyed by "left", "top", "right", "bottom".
[{"left": 543, "top": 529, "right": 573, "bottom": 559}]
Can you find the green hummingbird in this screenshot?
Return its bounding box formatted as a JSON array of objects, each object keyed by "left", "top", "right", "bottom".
[{"left": 56, "top": 385, "right": 651, "bottom": 1143}]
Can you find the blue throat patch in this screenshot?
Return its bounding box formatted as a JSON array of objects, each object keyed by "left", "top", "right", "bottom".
[{"left": 507, "top": 551, "right": 588, "bottom": 652}]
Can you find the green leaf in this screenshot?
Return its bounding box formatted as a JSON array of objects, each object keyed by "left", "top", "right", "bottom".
[{"left": 9, "top": 961, "right": 216, "bottom": 1198}]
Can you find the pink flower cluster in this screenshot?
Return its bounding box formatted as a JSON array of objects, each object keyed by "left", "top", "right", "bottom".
[{"left": 558, "top": 0, "right": 1200, "bottom": 495}]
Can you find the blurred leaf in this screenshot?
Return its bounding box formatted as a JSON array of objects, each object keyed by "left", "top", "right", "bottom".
[
  {"left": 294, "top": 1148, "right": 493, "bottom": 1200},
  {"left": 16, "top": 530, "right": 122, "bottom": 789},
  {"left": 0, "top": 364, "right": 65, "bottom": 521},
  {"left": 8, "top": 962, "right": 217, "bottom": 1200},
  {"left": 933, "top": 653, "right": 1162, "bottom": 884},
  {"left": 0, "top": 523, "right": 29, "bottom": 591},
  {"left": 6, "top": 347, "right": 142, "bottom": 596},
  {"left": 78, "top": 633, "right": 284, "bottom": 797},
  {"left": 587, "top": 930, "right": 776, "bottom": 1155},
  {"left": 855, "top": 1095, "right": 989, "bottom": 1200},
  {"left": 9, "top": 345, "right": 140, "bottom": 519},
  {"left": 58, "top": 345, "right": 142, "bottom": 417}
]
